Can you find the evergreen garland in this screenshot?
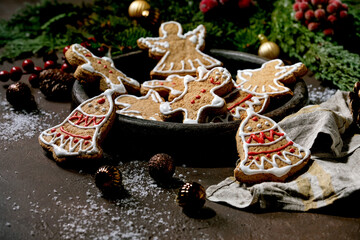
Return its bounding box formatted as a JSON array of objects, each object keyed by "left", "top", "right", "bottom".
[{"left": 0, "top": 0, "right": 359, "bottom": 90}]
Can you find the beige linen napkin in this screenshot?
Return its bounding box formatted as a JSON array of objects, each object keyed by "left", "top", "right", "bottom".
[{"left": 207, "top": 91, "right": 360, "bottom": 211}]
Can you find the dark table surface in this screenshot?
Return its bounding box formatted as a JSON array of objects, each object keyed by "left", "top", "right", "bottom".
[{"left": 1, "top": 1, "right": 360, "bottom": 240}]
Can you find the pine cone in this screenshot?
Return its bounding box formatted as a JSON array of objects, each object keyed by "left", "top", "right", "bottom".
[
  {"left": 349, "top": 82, "right": 360, "bottom": 128},
  {"left": 39, "top": 69, "right": 76, "bottom": 100}
]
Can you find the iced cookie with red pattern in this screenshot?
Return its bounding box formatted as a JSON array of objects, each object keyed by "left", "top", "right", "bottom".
[
  {"left": 65, "top": 43, "right": 140, "bottom": 95},
  {"left": 137, "top": 21, "right": 222, "bottom": 79},
  {"left": 236, "top": 59, "right": 307, "bottom": 98},
  {"left": 140, "top": 75, "right": 186, "bottom": 101},
  {"left": 160, "top": 67, "right": 233, "bottom": 123},
  {"left": 234, "top": 109, "right": 311, "bottom": 184},
  {"left": 115, "top": 89, "right": 165, "bottom": 121},
  {"left": 39, "top": 89, "right": 116, "bottom": 162}
]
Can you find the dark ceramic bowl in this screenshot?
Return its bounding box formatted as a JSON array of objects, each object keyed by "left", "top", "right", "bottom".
[{"left": 72, "top": 49, "right": 308, "bottom": 166}]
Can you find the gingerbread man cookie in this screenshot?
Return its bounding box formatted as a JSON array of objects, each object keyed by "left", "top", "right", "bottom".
[
  {"left": 39, "top": 89, "right": 116, "bottom": 162},
  {"left": 137, "top": 21, "right": 222, "bottom": 79},
  {"left": 160, "top": 67, "right": 234, "bottom": 123},
  {"left": 234, "top": 109, "right": 311, "bottom": 184},
  {"left": 140, "top": 74, "right": 187, "bottom": 101},
  {"left": 115, "top": 89, "right": 165, "bottom": 121},
  {"left": 65, "top": 43, "right": 140, "bottom": 95},
  {"left": 236, "top": 59, "right": 307, "bottom": 97}
]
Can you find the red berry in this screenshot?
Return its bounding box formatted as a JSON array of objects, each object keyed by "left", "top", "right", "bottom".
[
  {"left": 327, "top": 15, "right": 337, "bottom": 24},
  {"left": 22, "top": 59, "right": 35, "bottom": 73},
  {"left": 294, "top": 11, "right": 304, "bottom": 21},
  {"left": 0, "top": 70, "right": 10, "bottom": 82},
  {"left": 10, "top": 67, "right": 23, "bottom": 81},
  {"left": 342, "top": 3, "right": 348, "bottom": 10},
  {"left": 299, "top": 2, "right": 309, "bottom": 11},
  {"left": 238, "top": 0, "right": 252, "bottom": 9},
  {"left": 28, "top": 74, "right": 40, "bottom": 88},
  {"left": 339, "top": 10, "right": 348, "bottom": 18},
  {"left": 308, "top": 22, "right": 320, "bottom": 31},
  {"left": 331, "top": 0, "right": 342, "bottom": 8},
  {"left": 44, "top": 60, "right": 55, "bottom": 69},
  {"left": 61, "top": 62, "right": 72, "bottom": 73},
  {"left": 311, "top": 0, "right": 320, "bottom": 5},
  {"left": 63, "top": 45, "right": 70, "bottom": 55},
  {"left": 327, "top": 4, "right": 337, "bottom": 13},
  {"left": 305, "top": 10, "right": 315, "bottom": 20},
  {"left": 314, "top": 9, "right": 326, "bottom": 20},
  {"left": 293, "top": 3, "right": 300, "bottom": 11},
  {"left": 323, "top": 28, "right": 334, "bottom": 36},
  {"left": 33, "top": 66, "right": 43, "bottom": 75}
]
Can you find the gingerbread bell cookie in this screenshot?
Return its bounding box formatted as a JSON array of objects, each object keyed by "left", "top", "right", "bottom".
[
  {"left": 234, "top": 109, "right": 311, "bottom": 184},
  {"left": 39, "top": 89, "right": 116, "bottom": 162},
  {"left": 65, "top": 43, "right": 140, "bottom": 95},
  {"left": 115, "top": 89, "right": 165, "bottom": 121},
  {"left": 236, "top": 59, "right": 307, "bottom": 98},
  {"left": 137, "top": 21, "right": 222, "bottom": 79},
  {"left": 160, "top": 67, "right": 233, "bottom": 123}
]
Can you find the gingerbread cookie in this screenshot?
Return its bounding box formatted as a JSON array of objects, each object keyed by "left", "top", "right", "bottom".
[
  {"left": 140, "top": 74, "right": 189, "bottom": 101},
  {"left": 137, "top": 21, "right": 222, "bottom": 79},
  {"left": 236, "top": 59, "right": 307, "bottom": 97},
  {"left": 115, "top": 89, "right": 165, "bottom": 121},
  {"left": 234, "top": 109, "right": 311, "bottom": 184},
  {"left": 39, "top": 89, "right": 116, "bottom": 162},
  {"left": 65, "top": 43, "right": 140, "bottom": 95},
  {"left": 160, "top": 67, "right": 233, "bottom": 123}
]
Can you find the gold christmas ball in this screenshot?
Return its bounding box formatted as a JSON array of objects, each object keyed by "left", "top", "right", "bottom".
[
  {"left": 128, "top": 0, "right": 151, "bottom": 18},
  {"left": 258, "top": 34, "right": 280, "bottom": 59}
]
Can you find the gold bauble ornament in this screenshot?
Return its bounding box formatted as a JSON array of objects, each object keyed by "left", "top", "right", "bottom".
[
  {"left": 257, "top": 34, "right": 280, "bottom": 59},
  {"left": 128, "top": 0, "right": 151, "bottom": 18}
]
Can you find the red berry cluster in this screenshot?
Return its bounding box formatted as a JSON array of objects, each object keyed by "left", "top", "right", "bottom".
[
  {"left": 199, "top": 0, "right": 252, "bottom": 13},
  {"left": 0, "top": 59, "right": 56, "bottom": 87},
  {"left": 293, "top": 0, "right": 349, "bottom": 35}
]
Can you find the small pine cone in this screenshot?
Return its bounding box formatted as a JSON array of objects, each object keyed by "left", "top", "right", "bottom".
[
  {"left": 39, "top": 69, "right": 76, "bottom": 100},
  {"left": 349, "top": 82, "right": 360, "bottom": 127}
]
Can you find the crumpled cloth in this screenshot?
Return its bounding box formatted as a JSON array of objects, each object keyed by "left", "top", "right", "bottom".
[{"left": 206, "top": 91, "right": 360, "bottom": 211}]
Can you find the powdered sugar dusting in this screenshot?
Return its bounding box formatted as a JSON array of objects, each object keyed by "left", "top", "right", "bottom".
[{"left": 0, "top": 96, "right": 62, "bottom": 150}]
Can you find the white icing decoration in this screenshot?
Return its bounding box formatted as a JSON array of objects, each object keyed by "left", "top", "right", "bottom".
[
  {"left": 247, "top": 126, "right": 252, "bottom": 131},
  {"left": 257, "top": 124, "right": 262, "bottom": 128},
  {"left": 39, "top": 89, "right": 115, "bottom": 158},
  {"left": 137, "top": 21, "right": 222, "bottom": 75}
]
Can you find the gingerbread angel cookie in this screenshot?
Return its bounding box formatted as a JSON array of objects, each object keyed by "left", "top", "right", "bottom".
[
  {"left": 140, "top": 74, "right": 187, "bottom": 101},
  {"left": 115, "top": 89, "right": 165, "bottom": 121},
  {"left": 160, "top": 67, "right": 233, "bottom": 123},
  {"left": 39, "top": 89, "right": 116, "bottom": 162},
  {"left": 236, "top": 59, "right": 307, "bottom": 97},
  {"left": 234, "top": 110, "right": 311, "bottom": 184},
  {"left": 65, "top": 43, "right": 140, "bottom": 95},
  {"left": 137, "top": 21, "right": 222, "bottom": 79}
]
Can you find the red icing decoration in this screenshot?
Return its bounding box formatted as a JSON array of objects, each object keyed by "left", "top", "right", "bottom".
[
  {"left": 227, "top": 94, "right": 253, "bottom": 111},
  {"left": 201, "top": 89, "right": 206, "bottom": 93},
  {"left": 248, "top": 141, "right": 294, "bottom": 155},
  {"left": 74, "top": 139, "right": 79, "bottom": 143},
  {"left": 69, "top": 112, "right": 105, "bottom": 127},
  {"left": 59, "top": 126, "right": 92, "bottom": 140},
  {"left": 64, "top": 135, "right": 69, "bottom": 139},
  {"left": 160, "top": 82, "right": 164, "bottom": 85},
  {"left": 249, "top": 156, "right": 253, "bottom": 159},
  {"left": 210, "top": 77, "right": 221, "bottom": 85},
  {"left": 252, "top": 116, "right": 258, "bottom": 121},
  {"left": 84, "top": 141, "right": 89, "bottom": 145},
  {"left": 246, "top": 129, "right": 285, "bottom": 144},
  {"left": 56, "top": 133, "right": 61, "bottom": 137},
  {"left": 191, "top": 100, "right": 195, "bottom": 104},
  {"left": 104, "top": 65, "right": 107, "bottom": 68},
  {"left": 51, "top": 128, "right": 56, "bottom": 133},
  {"left": 290, "top": 148, "right": 295, "bottom": 153},
  {"left": 97, "top": 98, "right": 106, "bottom": 104},
  {"left": 277, "top": 151, "right": 282, "bottom": 155},
  {"left": 196, "top": 95, "right": 201, "bottom": 99},
  {"left": 97, "top": 61, "right": 101, "bottom": 64},
  {"left": 85, "top": 54, "right": 91, "bottom": 57},
  {"left": 242, "top": 104, "right": 246, "bottom": 107},
  {"left": 109, "top": 70, "right": 113, "bottom": 73},
  {"left": 231, "top": 110, "right": 235, "bottom": 113},
  {"left": 255, "top": 156, "right": 260, "bottom": 161},
  {"left": 266, "top": 154, "right": 271, "bottom": 158}
]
